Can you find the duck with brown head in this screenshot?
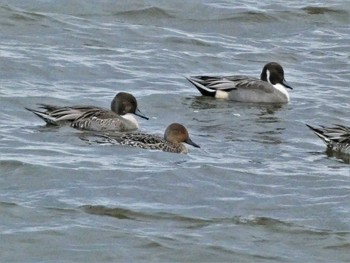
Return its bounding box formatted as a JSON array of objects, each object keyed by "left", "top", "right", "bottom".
[{"left": 81, "top": 123, "right": 200, "bottom": 154}]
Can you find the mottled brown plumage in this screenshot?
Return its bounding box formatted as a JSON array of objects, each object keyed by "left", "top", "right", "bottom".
[{"left": 82, "top": 123, "right": 200, "bottom": 154}]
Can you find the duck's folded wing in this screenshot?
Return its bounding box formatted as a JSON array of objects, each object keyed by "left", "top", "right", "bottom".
[
  {"left": 189, "top": 75, "right": 273, "bottom": 92},
  {"left": 37, "top": 104, "right": 104, "bottom": 121},
  {"left": 51, "top": 108, "right": 96, "bottom": 121},
  {"left": 71, "top": 109, "right": 125, "bottom": 131},
  {"left": 188, "top": 76, "right": 237, "bottom": 90},
  {"left": 321, "top": 125, "right": 350, "bottom": 143},
  {"left": 37, "top": 104, "right": 98, "bottom": 112}
]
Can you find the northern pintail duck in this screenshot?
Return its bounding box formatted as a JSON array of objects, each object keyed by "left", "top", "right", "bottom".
[
  {"left": 82, "top": 123, "right": 200, "bottom": 154},
  {"left": 306, "top": 124, "right": 350, "bottom": 155},
  {"left": 26, "top": 92, "right": 148, "bottom": 132},
  {"left": 186, "top": 62, "right": 292, "bottom": 103}
]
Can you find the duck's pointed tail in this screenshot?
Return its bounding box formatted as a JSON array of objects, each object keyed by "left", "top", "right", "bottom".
[
  {"left": 186, "top": 76, "right": 216, "bottom": 97},
  {"left": 306, "top": 124, "right": 332, "bottom": 146},
  {"left": 25, "top": 107, "right": 59, "bottom": 126}
]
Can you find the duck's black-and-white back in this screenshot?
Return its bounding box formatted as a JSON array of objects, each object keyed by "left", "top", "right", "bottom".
[{"left": 25, "top": 104, "right": 100, "bottom": 125}]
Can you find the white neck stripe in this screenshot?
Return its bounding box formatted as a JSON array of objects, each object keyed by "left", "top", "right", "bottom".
[{"left": 266, "top": 69, "right": 271, "bottom": 84}]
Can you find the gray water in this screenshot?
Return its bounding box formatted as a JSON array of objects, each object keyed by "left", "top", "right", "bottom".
[{"left": 1, "top": 0, "right": 350, "bottom": 262}]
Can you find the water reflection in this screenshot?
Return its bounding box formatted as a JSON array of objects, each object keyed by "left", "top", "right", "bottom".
[
  {"left": 188, "top": 96, "right": 284, "bottom": 114},
  {"left": 187, "top": 96, "right": 233, "bottom": 110},
  {"left": 187, "top": 97, "right": 286, "bottom": 144}
]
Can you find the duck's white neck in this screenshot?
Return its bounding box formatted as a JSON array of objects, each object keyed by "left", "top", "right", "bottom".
[
  {"left": 273, "top": 83, "right": 290, "bottom": 102},
  {"left": 267, "top": 70, "right": 290, "bottom": 102},
  {"left": 122, "top": 113, "right": 139, "bottom": 129}
]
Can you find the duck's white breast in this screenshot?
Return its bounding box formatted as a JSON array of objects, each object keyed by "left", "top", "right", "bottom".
[{"left": 122, "top": 114, "right": 139, "bottom": 129}]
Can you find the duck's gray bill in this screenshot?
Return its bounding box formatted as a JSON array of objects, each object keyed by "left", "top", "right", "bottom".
[
  {"left": 135, "top": 108, "right": 149, "bottom": 120},
  {"left": 283, "top": 79, "right": 293, "bottom": 90},
  {"left": 186, "top": 138, "right": 200, "bottom": 148}
]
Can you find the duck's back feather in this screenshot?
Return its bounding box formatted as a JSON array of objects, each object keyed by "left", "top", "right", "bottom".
[{"left": 188, "top": 75, "right": 274, "bottom": 92}]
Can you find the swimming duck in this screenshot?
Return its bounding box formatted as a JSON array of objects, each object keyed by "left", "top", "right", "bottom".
[
  {"left": 83, "top": 123, "right": 200, "bottom": 154},
  {"left": 306, "top": 124, "right": 350, "bottom": 155},
  {"left": 26, "top": 92, "right": 148, "bottom": 132},
  {"left": 186, "top": 62, "right": 292, "bottom": 103}
]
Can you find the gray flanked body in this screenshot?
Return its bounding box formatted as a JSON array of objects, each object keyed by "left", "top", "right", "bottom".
[
  {"left": 71, "top": 109, "right": 139, "bottom": 132},
  {"left": 187, "top": 62, "right": 292, "bottom": 103}
]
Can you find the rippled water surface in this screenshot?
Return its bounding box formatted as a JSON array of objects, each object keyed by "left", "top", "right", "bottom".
[{"left": 1, "top": 0, "right": 350, "bottom": 262}]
